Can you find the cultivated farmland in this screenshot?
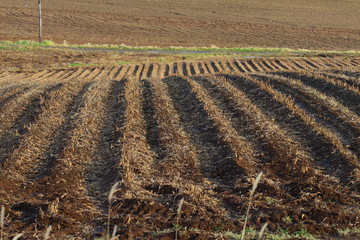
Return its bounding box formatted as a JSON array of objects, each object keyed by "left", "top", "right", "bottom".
[
  {"left": 0, "top": 57, "right": 359, "bottom": 239},
  {"left": 1, "top": 0, "right": 360, "bottom": 50}
]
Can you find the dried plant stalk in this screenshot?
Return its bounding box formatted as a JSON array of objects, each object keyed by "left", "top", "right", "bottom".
[{"left": 241, "top": 172, "right": 263, "bottom": 240}]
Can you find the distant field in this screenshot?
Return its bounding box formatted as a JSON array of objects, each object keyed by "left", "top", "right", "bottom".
[
  {"left": 0, "top": 58, "right": 359, "bottom": 239},
  {"left": 0, "top": 0, "right": 360, "bottom": 50}
]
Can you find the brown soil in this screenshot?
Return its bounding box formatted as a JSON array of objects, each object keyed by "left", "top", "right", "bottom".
[
  {"left": 0, "top": 58, "right": 359, "bottom": 239},
  {"left": 1, "top": 0, "right": 360, "bottom": 50}
]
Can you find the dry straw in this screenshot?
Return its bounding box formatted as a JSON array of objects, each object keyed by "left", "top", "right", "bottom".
[
  {"left": 241, "top": 172, "right": 263, "bottom": 240},
  {"left": 258, "top": 222, "right": 268, "bottom": 240},
  {"left": 0, "top": 206, "right": 4, "bottom": 240},
  {"left": 44, "top": 225, "right": 52, "bottom": 240},
  {"left": 12, "top": 233, "right": 23, "bottom": 240},
  {"left": 111, "top": 225, "right": 118, "bottom": 239},
  {"left": 107, "top": 182, "right": 119, "bottom": 240},
  {"left": 175, "top": 198, "right": 184, "bottom": 240}
]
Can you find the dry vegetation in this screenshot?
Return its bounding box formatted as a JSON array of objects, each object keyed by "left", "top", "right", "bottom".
[{"left": 0, "top": 57, "right": 359, "bottom": 239}]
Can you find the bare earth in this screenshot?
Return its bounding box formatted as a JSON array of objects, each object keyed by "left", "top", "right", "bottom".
[{"left": 1, "top": 0, "right": 360, "bottom": 50}]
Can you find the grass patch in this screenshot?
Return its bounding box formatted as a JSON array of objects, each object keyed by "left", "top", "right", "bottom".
[
  {"left": 69, "top": 62, "right": 83, "bottom": 67},
  {"left": 10, "top": 40, "right": 56, "bottom": 47},
  {"left": 2, "top": 39, "right": 359, "bottom": 55}
]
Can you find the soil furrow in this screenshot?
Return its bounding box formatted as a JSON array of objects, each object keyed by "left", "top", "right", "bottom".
[
  {"left": 216, "top": 61, "right": 226, "bottom": 72},
  {"left": 255, "top": 73, "right": 360, "bottom": 155},
  {"left": 238, "top": 61, "right": 251, "bottom": 72},
  {"left": 305, "top": 60, "right": 321, "bottom": 69},
  {"left": 134, "top": 65, "right": 143, "bottom": 79},
  {"left": 311, "top": 59, "right": 330, "bottom": 68},
  {"left": 319, "top": 71, "right": 360, "bottom": 88},
  {"left": 143, "top": 77, "right": 234, "bottom": 235},
  {"left": 202, "top": 62, "right": 212, "bottom": 74},
  {"left": 188, "top": 63, "right": 196, "bottom": 75},
  {"left": 86, "top": 80, "right": 126, "bottom": 207},
  {"left": 112, "top": 66, "right": 124, "bottom": 80},
  {"left": 274, "top": 60, "right": 289, "bottom": 70},
  {"left": 103, "top": 66, "right": 117, "bottom": 80},
  {"left": 185, "top": 76, "right": 258, "bottom": 175},
  {"left": 246, "top": 60, "right": 260, "bottom": 72},
  {"left": 273, "top": 71, "right": 360, "bottom": 115},
  {"left": 209, "top": 74, "right": 352, "bottom": 199},
  {"left": 56, "top": 68, "right": 80, "bottom": 81},
  {"left": 242, "top": 61, "right": 254, "bottom": 72},
  {"left": 124, "top": 65, "right": 135, "bottom": 77},
  {"left": 333, "top": 59, "right": 349, "bottom": 67},
  {"left": 0, "top": 72, "right": 29, "bottom": 87},
  {"left": 203, "top": 62, "right": 214, "bottom": 74},
  {"left": 94, "top": 67, "right": 108, "bottom": 79},
  {"left": 0, "top": 81, "right": 90, "bottom": 198},
  {"left": 93, "top": 67, "right": 111, "bottom": 81},
  {"left": 318, "top": 59, "right": 334, "bottom": 67},
  {"left": 267, "top": 60, "right": 281, "bottom": 70},
  {"left": 0, "top": 84, "right": 31, "bottom": 108},
  {"left": 163, "top": 77, "right": 267, "bottom": 221},
  {"left": 260, "top": 60, "right": 274, "bottom": 70},
  {"left": 331, "top": 69, "right": 360, "bottom": 78},
  {"left": 116, "top": 65, "right": 131, "bottom": 80},
  {"left": 139, "top": 64, "right": 149, "bottom": 80},
  {"left": 252, "top": 60, "right": 267, "bottom": 71},
  {"left": 181, "top": 62, "right": 188, "bottom": 76},
  {"left": 147, "top": 64, "right": 154, "bottom": 78},
  {"left": 163, "top": 64, "right": 170, "bottom": 77},
  {"left": 118, "top": 76, "right": 156, "bottom": 197},
  {"left": 171, "top": 62, "right": 178, "bottom": 75},
  {"left": 224, "top": 61, "right": 235, "bottom": 72},
  {"left": 310, "top": 71, "right": 360, "bottom": 95},
  {"left": 151, "top": 63, "right": 160, "bottom": 79},
  {"left": 142, "top": 80, "right": 165, "bottom": 161},
  {"left": 290, "top": 60, "right": 305, "bottom": 70},
  {"left": 197, "top": 62, "right": 205, "bottom": 74},
  {"left": 210, "top": 61, "right": 224, "bottom": 73},
  {"left": 28, "top": 79, "right": 111, "bottom": 238},
  {"left": 0, "top": 84, "right": 62, "bottom": 165},
  {"left": 327, "top": 59, "right": 344, "bottom": 67},
  {"left": 33, "top": 82, "right": 94, "bottom": 179},
  {"left": 301, "top": 60, "right": 317, "bottom": 69},
  {"left": 225, "top": 74, "right": 359, "bottom": 187},
  {"left": 232, "top": 61, "right": 246, "bottom": 72},
  {"left": 164, "top": 76, "right": 250, "bottom": 219}
]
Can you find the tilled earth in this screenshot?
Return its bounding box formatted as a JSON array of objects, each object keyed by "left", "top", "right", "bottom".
[
  {"left": 1, "top": 0, "right": 360, "bottom": 50},
  {"left": 0, "top": 57, "right": 359, "bottom": 239}
]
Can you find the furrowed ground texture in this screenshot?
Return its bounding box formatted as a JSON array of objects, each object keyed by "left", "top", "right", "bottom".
[{"left": 0, "top": 57, "right": 359, "bottom": 239}]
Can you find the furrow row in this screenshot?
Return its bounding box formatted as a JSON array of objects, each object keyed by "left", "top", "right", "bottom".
[
  {"left": 257, "top": 72, "right": 360, "bottom": 150},
  {"left": 29, "top": 79, "right": 111, "bottom": 236},
  {"left": 273, "top": 71, "right": 360, "bottom": 115},
  {"left": 240, "top": 74, "right": 360, "bottom": 186}
]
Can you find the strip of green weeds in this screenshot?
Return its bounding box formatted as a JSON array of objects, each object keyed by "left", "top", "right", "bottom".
[{"left": 2, "top": 39, "right": 359, "bottom": 55}]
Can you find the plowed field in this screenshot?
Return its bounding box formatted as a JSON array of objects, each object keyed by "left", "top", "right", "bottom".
[
  {"left": 0, "top": 58, "right": 359, "bottom": 239},
  {"left": 1, "top": 0, "right": 360, "bottom": 50}
]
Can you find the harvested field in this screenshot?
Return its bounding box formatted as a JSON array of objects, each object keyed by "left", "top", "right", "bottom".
[
  {"left": 1, "top": 0, "right": 360, "bottom": 50},
  {"left": 0, "top": 57, "right": 359, "bottom": 239}
]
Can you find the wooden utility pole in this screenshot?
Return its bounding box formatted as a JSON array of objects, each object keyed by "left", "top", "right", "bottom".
[{"left": 38, "top": 0, "right": 42, "bottom": 42}]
